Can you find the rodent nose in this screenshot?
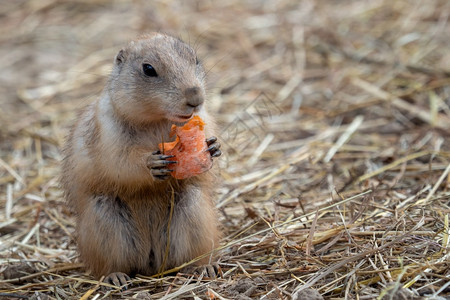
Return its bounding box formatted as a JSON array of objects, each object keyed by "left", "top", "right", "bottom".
[{"left": 184, "top": 87, "right": 204, "bottom": 108}]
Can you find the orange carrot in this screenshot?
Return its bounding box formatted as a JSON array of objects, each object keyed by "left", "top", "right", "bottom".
[{"left": 158, "top": 116, "right": 212, "bottom": 179}]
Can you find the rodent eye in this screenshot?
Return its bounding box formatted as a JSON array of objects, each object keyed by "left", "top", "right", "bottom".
[
  {"left": 195, "top": 57, "right": 200, "bottom": 65},
  {"left": 142, "top": 64, "right": 158, "bottom": 77}
]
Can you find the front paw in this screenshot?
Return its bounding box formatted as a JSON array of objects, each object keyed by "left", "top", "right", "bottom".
[
  {"left": 147, "top": 150, "right": 177, "bottom": 180},
  {"left": 206, "top": 137, "right": 221, "bottom": 158}
]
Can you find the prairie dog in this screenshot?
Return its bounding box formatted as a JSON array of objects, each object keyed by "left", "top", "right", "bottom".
[{"left": 61, "top": 33, "right": 221, "bottom": 285}]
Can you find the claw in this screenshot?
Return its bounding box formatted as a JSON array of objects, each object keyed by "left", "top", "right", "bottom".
[
  {"left": 151, "top": 168, "right": 173, "bottom": 176},
  {"left": 159, "top": 155, "right": 175, "bottom": 160},
  {"left": 159, "top": 160, "right": 177, "bottom": 165},
  {"left": 211, "top": 149, "right": 222, "bottom": 157},
  {"left": 147, "top": 151, "right": 177, "bottom": 180},
  {"left": 181, "top": 263, "right": 222, "bottom": 279},
  {"left": 206, "top": 137, "right": 217, "bottom": 145},
  {"left": 103, "top": 272, "right": 131, "bottom": 291},
  {"left": 206, "top": 143, "right": 221, "bottom": 153},
  {"left": 205, "top": 136, "right": 221, "bottom": 158},
  {"left": 206, "top": 139, "right": 221, "bottom": 158}
]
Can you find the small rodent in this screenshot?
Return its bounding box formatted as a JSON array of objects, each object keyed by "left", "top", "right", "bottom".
[{"left": 61, "top": 33, "right": 221, "bottom": 286}]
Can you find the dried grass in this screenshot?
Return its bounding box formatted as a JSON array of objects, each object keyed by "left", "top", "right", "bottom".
[{"left": 1, "top": 0, "right": 449, "bottom": 299}]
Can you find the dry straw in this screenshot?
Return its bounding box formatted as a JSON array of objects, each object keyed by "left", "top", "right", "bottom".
[{"left": 1, "top": 0, "right": 449, "bottom": 298}]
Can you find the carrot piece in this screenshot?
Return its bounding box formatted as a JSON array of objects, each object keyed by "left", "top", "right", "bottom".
[{"left": 158, "top": 116, "right": 213, "bottom": 179}]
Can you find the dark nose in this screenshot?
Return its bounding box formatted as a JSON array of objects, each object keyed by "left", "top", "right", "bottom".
[{"left": 184, "top": 87, "right": 204, "bottom": 108}]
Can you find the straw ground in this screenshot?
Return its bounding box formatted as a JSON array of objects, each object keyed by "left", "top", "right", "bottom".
[{"left": 1, "top": 0, "right": 449, "bottom": 299}]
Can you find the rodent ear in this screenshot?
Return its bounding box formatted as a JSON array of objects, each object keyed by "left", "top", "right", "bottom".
[{"left": 115, "top": 49, "right": 126, "bottom": 66}]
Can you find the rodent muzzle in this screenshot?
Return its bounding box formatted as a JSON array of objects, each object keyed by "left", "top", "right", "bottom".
[{"left": 184, "top": 87, "right": 204, "bottom": 108}]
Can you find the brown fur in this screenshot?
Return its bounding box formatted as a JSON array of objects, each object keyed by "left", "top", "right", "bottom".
[{"left": 61, "top": 33, "right": 220, "bottom": 278}]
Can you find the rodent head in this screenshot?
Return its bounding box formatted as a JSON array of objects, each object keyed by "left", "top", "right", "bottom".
[{"left": 107, "top": 33, "right": 207, "bottom": 126}]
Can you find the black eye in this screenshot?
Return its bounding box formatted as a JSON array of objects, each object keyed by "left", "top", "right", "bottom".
[
  {"left": 195, "top": 57, "right": 200, "bottom": 65},
  {"left": 143, "top": 64, "right": 158, "bottom": 77}
]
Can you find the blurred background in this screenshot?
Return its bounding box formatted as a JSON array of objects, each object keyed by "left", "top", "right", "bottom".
[{"left": 1, "top": 0, "right": 450, "bottom": 298}]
